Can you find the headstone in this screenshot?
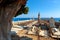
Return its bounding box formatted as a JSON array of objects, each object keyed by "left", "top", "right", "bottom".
[
  {"left": 59, "top": 26, "right": 60, "bottom": 31},
  {"left": 32, "top": 26, "right": 37, "bottom": 33},
  {"left": 49, "top": 17, "right": 55, "bottom": 28}
]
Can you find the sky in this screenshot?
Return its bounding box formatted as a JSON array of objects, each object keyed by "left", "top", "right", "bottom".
[{"left": 16, "top": 0, "right": 60, "bottom": 18}]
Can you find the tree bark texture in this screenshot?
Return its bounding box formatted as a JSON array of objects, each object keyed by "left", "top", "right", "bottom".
[{"left": 0, "top": 0, "right": 27, "bottom": 40}]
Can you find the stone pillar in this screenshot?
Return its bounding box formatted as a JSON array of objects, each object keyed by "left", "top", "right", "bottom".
[{"left": 38, "top": 12, "right": 40, "bottom": 23}]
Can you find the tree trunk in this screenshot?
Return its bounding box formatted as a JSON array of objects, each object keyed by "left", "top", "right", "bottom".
[
  {"left": 0, "top": 6, "right": 21, "bottom": 40},
  {"left": 0, "top": 0, "right": 26, "bottom": 40},
  {"left": 0, "top": 5, "right": 21, "bottom": 40}
]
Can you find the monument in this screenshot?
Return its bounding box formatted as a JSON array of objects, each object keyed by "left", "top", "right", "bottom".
[
  {"left": 38, "top": 12, "right": 40, "bottom": 23},
  {"left": 49, "top": 17, "right": 55, "bottom": 28}
]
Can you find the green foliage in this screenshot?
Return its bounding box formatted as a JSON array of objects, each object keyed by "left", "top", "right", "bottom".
[
  {"left": 15, "top": 6, "right": 29, "bottom": 17},
  {"left": 23, "top": 7, "right": 29, "bottom": 14}
]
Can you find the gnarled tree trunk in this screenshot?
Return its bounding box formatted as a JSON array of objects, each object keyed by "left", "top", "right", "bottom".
[{"left": 0, "top": 0, "right": 27, "bottom": 40}]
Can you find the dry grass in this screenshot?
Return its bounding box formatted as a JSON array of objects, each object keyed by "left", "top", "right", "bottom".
[
  {"left": 16, "top": 20, "right": 34, "bottom": 26},
  {"left": 16, "top": 30, "right": 56, "bottom": 40},
  {"left": 12, "top": 20, "right": 56, "bottom": 40}
]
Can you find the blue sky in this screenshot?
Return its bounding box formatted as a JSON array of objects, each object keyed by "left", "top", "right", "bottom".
[{"left": 16, "top": 0, "right": 60, "bottom": 18}]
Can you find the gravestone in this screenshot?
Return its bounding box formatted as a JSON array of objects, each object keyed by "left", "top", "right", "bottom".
[{"left": 49, "top": 17, "right": 55, "bottom": 28}]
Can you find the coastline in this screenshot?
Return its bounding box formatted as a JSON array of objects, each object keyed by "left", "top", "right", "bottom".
[{"left": 12, "top": 20, "right": 34, "bottom": 25}]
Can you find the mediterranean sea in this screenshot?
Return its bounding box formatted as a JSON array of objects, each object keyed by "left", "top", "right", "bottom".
[{"left": 12, "top": 18, "right": 60, "bottom": 22}]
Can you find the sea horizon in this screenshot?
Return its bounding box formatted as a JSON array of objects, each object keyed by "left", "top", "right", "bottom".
[{"left": 12, "top": 17, "right": 60, "bottom": 22}]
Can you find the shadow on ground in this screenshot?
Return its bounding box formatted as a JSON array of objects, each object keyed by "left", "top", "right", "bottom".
[{"left": 11, "top": 34, "right": 32, "bottom": 40}]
